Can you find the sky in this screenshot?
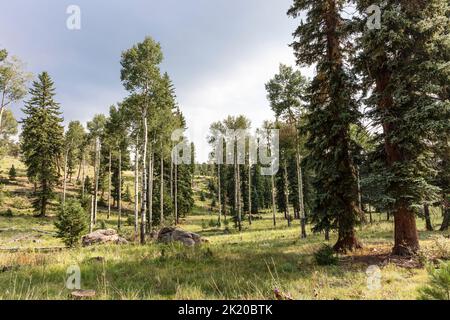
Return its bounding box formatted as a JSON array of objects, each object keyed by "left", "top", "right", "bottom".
[{"left": 0, "top": 0, "right": 310, "bottom": 162}]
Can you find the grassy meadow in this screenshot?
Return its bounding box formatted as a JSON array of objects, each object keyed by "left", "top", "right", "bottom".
[{"left": 0, "top": 156, "right": 449, "bottom": 300}]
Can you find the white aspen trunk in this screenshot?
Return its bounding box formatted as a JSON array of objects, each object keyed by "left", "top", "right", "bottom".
[
  {"left": 271, "top": 173, "right": 277, "bottom": 227},
  {"left": 118, "top": 149, "right": 122, "bottom": 230},
  {"left": 160, "top": 141, "right": 164, "bottom": 225},
  {"left": 248, "top": 160, "right": 252, "bottom": 225},
  {"left": 140, "top": 115, "right": 148, "bottom": 244},
  {"left": 81, "top": 153, "right": 85, "bottom": 198},
  {"left": 174, "top": 163, "right": 178, "bottom": 225},
  {"left": 234, "top": 144, "right": 238, "bottom": 230},
  {"left": 218, "top": 163, "right": 222, "bottom": 225},
  {"left": 89, "top": 195, "right": 94, "bottom": 233},
  {"left": 93, "top": 138, "right": 100, "bottom": 225},
  {"left": 134, "top": 136, "right": 139, "bottom": 239},
  {"left": 0, "top": 104, "right": 5, "bottom": 135},
  {"left": 297, "top": 146, "right": 306, "bottom": 238},
  {"left": 148, "top": 151, "right": 154, "bottom": 232},
  {"left": 284, "top": 160, "right": 291, "bottom": 227},
  {"left": 62, "top": 148, "right": 69, "bottom": 207},
  {"left": 108, "top": 150, "right": 112, "bottom": 219}
]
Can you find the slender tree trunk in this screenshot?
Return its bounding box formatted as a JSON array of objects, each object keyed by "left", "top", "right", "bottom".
[
  {"left": 107, "top": 150, "right": 112, "bottom": 219},
  {"left": 89, "top": 195, "right": 94, "bottom": 233},
  {"left": 237, "top": 161, "right": 242, "bottom": 231},
  {"left": 160, "top": 142, "right": 164, "bottom": 225},
  {"left": 297, "top": 146, "right": 306, "bottom": 238},
  {"left": 134, "top": 137, "right": 139, "bottom": 240},
  {"left": 170, "top": 145, "right": 174, "bottom": 200},
  {"left": 440, "top": 205, "right": 449, "bottom": 231},
  {"left": 271, "top": 173, "right": 277, "bottom": 227},
  {"left": 424, "top": 204, "right": 433, "bottom": 231},
  {"left": 118, "top": 149, "right": 122, "bottom": 230},
  {"left": 357, "top": 165, "right": 366, "bottom": 224},
  {"left": 0, "top": 107, "right": 4, "bottom": 136},
  {"left": 284, "top": 160, "right": 291, "bottom": 227},
  {"left": 81, "top": 153, "right": 85, "bottom": 198},
  {"left": 93, "top": 138, "right": 100, "bottom": 225},
  {"left": 140, "top": 116, "right": 148, "bottom": 245},
  {"left": 76, "top": 155, "right": 82, "bottom": 182},
  {"left": 248, "top": 161, "right": 252, "bottom": 225},
  {"left": 148, "top": 151, "right": 154, "bottom": 232},
  {"left": 63, "top": 148, "right": 69, "bottom": 206},
  {"left": 234, "top": 152, "right": 238, "bottom": 229},
  {"left": 174, "top": 163, "right": 178, "bottom": 225},
  {"left": 218, "top": 163, "right": 222, "bottom": 225}
]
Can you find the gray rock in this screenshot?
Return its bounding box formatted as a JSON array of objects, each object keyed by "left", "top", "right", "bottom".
[
  {"left": 157, "top": 227, "right": 204, "bottom": 247},
  {"left": 81, "top": 229, "right": 128, "bottom": 247}
]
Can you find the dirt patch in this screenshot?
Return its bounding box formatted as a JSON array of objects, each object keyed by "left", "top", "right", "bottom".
[{"left": 340, "top": 246, "right": 423, "bottom": 269}]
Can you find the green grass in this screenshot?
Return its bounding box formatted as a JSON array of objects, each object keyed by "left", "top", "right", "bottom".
[{"left": 0, "top": 156, "right": 449, "bottom": 300}]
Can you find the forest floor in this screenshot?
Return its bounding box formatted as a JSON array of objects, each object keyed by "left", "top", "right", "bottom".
[{"left": 0, "top": 156, "right": 449, "bottom": 300}]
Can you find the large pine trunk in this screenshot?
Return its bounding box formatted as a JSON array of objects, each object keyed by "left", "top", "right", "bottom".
[
  {"left": 393, "top": 203, "right": 420, "bottom": 255},
  {"left": 377, "top": 59, "right": 420, "bottom": 255}
]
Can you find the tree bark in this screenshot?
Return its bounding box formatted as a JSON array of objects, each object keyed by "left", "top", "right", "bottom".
[
  {"left": 118, "top": 150, "right": 122, "bottom": 230},
  {"left": 62, "top": 147, "right": 69, "bottom": 207},
  {"left": 218, "top": 163, "right": 222, "bottom": 225},
  {"left": 174, "top": 163, "right": 178, "bottom": 225},
  {"left": 140, "top": 116, "right": 148, "bottom": 245},
  {"left": 107, "top": 150, "right": 112, "bottom": 220},
  {"left": 93, "top": 138, "right": 100, "bottom": 225},
  {"left": 134, "top": 137, "right": 139, "bottom": 240},
  {"left": 376, "top": 57, "right": 420, "bottom": 255},
  {"left": 283, "top": 160, "right": 291, "bottom": 227},
  {"left": 148, "top": 151, "right": 154, "bottom": 232},
  {"left": 392, "top": 202, "right": 420, "bottom": 256},
  {"left": 424, "top": 204, "right": 433, "bottom": 231},
  {"left": 81, "top": 153, "right": 85, "bottom": 199},
  {"left": 440, "top": 205, "right": 449, "bottom": 231},
  {"left": 248, "top": 161, "right": 252, "bottom": 225},
  {"left": 160, "top": 141, "right": 164, "bottom": 225},
  {"left": 297, "top": 146, "right": 306, "bottom": 238},
  {"left": 271, "top": 173, "right": 277, "bottom": 227}
]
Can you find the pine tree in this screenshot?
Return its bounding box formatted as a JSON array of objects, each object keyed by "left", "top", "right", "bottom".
[
  {"left": 21, "top": 72, "right": 64, "bottom": 217},
  {"left": 354, "top": 0, "right": 450, "bottom": 255},
  {"left": 8, "top": 165, "right": 16, "bottom": 181},
  {"left": 288, "top": 0, "right": 362, "bottom": 252}
]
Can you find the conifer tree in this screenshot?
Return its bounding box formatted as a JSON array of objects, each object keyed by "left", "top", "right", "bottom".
[
  {"left": 21, "top": 72, "right": 64, "bottom": 217},
  {"left": 354, "top": 0, "right": 450, "bottom": 254},
  {"left": 288, "top": 0, "right": 362, "bottom": 251}
]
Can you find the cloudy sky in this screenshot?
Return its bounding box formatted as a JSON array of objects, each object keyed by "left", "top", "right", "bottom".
[{"left": 0, "top": 0, "right": 309, "bottom": 162}]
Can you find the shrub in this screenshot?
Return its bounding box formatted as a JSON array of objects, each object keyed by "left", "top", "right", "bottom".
[
  {"left": 126, "top": 215, "right": 135, "bottom": 227},
  {"left": 11, "top": 197, "right": 29, "bottom": 210},
  {"left": 54, "top": 200, "right": 88, "bottom": 248},
  {"left": 1, "top": 208, "right": 13, "bottom": 217},
  {"left": 314, "top": 244, "right": 339, "bottom": 266},
  {"left": 8, "top": 165, "right": 17, "bottom": 181},
  {"left": 418, "top": 261, "right": 450, "bottom": 300},
  {"left": 123, "top": 185, "right": 132, "bottom": 202},
  {"left": 200, "top": 191, "right": 206, "bottom": 202}
]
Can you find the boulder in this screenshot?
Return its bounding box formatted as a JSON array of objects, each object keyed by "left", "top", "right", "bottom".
[
  {"left": 157, "top": 227, "right": 204, "bottom": 247},
  {"left": 81, "top": 229, "right": 128, "bottom": 247}
]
